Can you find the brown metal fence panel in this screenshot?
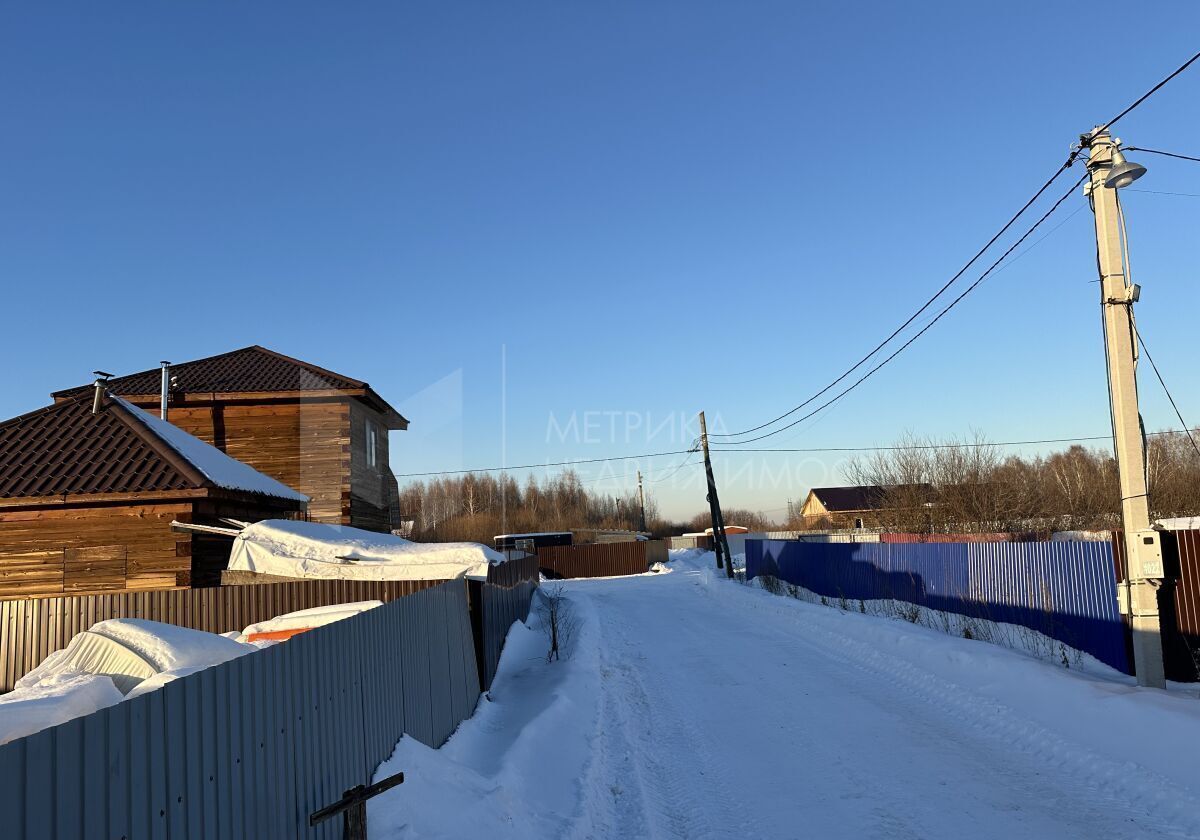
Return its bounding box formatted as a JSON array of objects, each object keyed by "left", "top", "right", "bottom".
[
  {"left": 472, "top": 554, "right": 539, "bottom": 690},
  {"left": 0, "top": 578, "right": 446, "bottom": 693},
  {"left": 536, "top": 540, "right": 657, "bottom": 579},
  {"left": 1112, "top": 529, "right": 1200, "bottom": 681},
  {"left": 0, "top": 580, "right": 481, "bottom": 840}
]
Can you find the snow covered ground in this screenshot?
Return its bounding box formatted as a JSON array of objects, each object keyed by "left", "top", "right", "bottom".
[{"left": 368, "top": 549, "right": 1200, "bottom": 839}]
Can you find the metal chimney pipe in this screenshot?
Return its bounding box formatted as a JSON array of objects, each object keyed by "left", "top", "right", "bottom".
[
  {"left": 160, "top": 361, "right": 171, "bottom": 420},
  {"left": 92, "top": 370, "right": 113, "bottom": 416}
]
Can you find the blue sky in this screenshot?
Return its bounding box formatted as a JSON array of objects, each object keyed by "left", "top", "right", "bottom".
[{"left": 2, "top": 3, "right": 1198, "bottom": 520}]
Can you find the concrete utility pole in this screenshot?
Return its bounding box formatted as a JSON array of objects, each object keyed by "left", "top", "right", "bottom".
[
  {"left": 699, "top": 412, "right": 734, "bottom": 578},
  {"left": 637, "top": 470, "right": 647, "bottom": 533},
  {"left": 1085, "top": 129, "right": 1167, "bottom": 688}
]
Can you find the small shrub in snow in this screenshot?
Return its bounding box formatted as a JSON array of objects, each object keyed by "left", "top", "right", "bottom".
[
  {"left": 759, "top": 575, "right": 784, "bottom": 596},
  {"left": 535, "top": 585, "right": 579, "bottom": 662}
]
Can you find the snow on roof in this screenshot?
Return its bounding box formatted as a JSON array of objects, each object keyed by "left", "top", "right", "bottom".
[
  {"left": 114, "top": 397, "right": 309, "bottom": 503},
  {"left": 229, "top": 519, "right": 504, "bottom": 582}
]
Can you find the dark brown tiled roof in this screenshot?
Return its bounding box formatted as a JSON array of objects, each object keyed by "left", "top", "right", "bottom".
[
  {"left": 0, "top": 396, "right": 197, "bottom": 498},
  {"left": 51, "top": 345, "right": 408, "bottom": 430},
  {"left": 810, "top": 484, "right": 935, "bottom": 512},
  {"left": 51, "top": 345, "right": 366, "bottom": 399},
  {"left": 0, "top": 394, "right": 306, "bottom": 504}
]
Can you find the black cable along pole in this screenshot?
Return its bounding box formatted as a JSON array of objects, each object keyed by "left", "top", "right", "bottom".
[{"left": 699, "top": 412, "right": 734, "bottom": 578}]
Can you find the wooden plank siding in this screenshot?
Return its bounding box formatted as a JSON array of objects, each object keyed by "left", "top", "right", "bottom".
[
  {"left": 0, "top": 503, "right": 192, "bottom": 596},
  {"left": 0, "top": 497, "right": 303, "bottom": 598},
  {"left": 136, "top": 399, "right": 350, "bottom": 525},
  {"left": 120, "top": 396, "right": 400, "bottom": 532}
]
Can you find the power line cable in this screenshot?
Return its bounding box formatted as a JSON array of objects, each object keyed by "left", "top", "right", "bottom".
[
  {"left": 717, "top": 172, "right": 1088, "bottom": 446},
  {"left": 1088, "top": 50, "right": 1200, "bottom": 138},
  {"left": 1135, "top": 331, "right": 1200, "bottom": 460},
  {"left": 708, "top": 161, "right": 1078, "bottom": 438},
  {"left": 1125, "top": 188, "right": 1200, "bottom": 198},
  {"left": 393, "top": 448, "right": 695, "bottom": 478},
  {"left": 399, "top": 54, "right": 1200, "bottom": 481},
  {"left": 711, "top": 430, "right": 1185, "bottom": 454},
  {"left": 714, "top": 49, "right": 1200, "bottom": 442},
  {"left": 1123, "top": 147, "right": 1200, "bottom": 164},
  {"left": 649, "top": 454, "right": 702, "bottom": 483},
  {"left": 396, "top": 427, "right": 1198, "bottom": 480}
]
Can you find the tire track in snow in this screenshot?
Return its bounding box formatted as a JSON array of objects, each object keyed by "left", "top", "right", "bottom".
[
  {"left": 709, "top": 579, "right": 1200, "bottom": 839},
  {"left": 578, "top": 589, "right": 771, "bottom": 840}
]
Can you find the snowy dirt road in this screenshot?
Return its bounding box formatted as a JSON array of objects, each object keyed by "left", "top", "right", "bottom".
[{"left": 371, "top": 552, "right": 1200, "bottom": 839}]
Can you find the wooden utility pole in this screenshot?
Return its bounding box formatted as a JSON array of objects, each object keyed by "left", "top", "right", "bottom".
[
  {"left": 699, "top": 412, "right": 734, "bottom": 578},
  {"left": 636, "top": 470, "right": 647, "bottom": 533},
  {"left": 1085, "top": 130, "right": 1166, "bottom": 687}
]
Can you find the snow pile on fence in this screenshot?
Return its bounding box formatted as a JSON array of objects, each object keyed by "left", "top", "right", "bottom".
[
  {"left": 234, "top": 600, "right": 383, "bottom": 642},
  {"left": 228, "top": 519, "right": 503, "bottom": 581},
  {"left": 1, "top": 619, "right": 253, "bottom": 745},
  {"left": 0, "top": 672, "right": 124, "bottom": 746}
]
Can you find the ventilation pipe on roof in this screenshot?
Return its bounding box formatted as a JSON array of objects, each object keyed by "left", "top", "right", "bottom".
[
  {"left": 160, "top": 361, "right": 171, "bottom": 420},
  {"left": 92, "top": 371, "right": 113, "bottom": 415}
]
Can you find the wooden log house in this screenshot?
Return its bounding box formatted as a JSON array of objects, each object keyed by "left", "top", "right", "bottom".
[
  {"left": 52, "top": 345, "right": 409, "bottom": 532},
  {"left": 0, "top": 391, "right": 308, "bottom": 597}
]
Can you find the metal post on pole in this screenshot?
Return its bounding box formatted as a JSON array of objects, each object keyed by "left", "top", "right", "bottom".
[
  {"left": 637, "top": 470, "right": 647, "bottom": 533},
  {"left": 1084, "top": 129, "right": 1167, "bottom": 688}
]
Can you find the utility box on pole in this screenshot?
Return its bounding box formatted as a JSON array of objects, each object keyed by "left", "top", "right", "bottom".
[{"left": 1084, "top": 129, "right": 1166, "bottom": 688}]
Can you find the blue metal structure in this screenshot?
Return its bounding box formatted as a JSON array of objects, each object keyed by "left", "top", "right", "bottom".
[{"left": 746, "top": 538, "right": 1129, "bottom": 673}]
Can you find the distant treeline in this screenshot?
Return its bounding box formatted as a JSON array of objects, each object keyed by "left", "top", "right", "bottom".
[
  {"left": 396, "top": 471, "right": 660, "bottom": 545},
  {"left": 787, "top": 430, "right": 1200, "bottom": 533},
  {"left": 396, "top": 471, "right": 773, "bottom": 546}
]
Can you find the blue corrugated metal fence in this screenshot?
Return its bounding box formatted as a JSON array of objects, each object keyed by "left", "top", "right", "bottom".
[{"left": 746, "top": 538, "right": 1129, "bottom": 673}]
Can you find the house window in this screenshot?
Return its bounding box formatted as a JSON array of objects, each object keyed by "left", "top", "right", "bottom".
[
  {"left": 366, "top": 420, "right": 378, "bottom": 468},
  {"left": 854, "top": 517, "right": 864, "bottom": 530}
]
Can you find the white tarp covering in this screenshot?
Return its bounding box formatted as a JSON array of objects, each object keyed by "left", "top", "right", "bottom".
[
  {"left": 3, "top": 619, "right": 253, "bottom": 744},
  {"left": 17, "top": 618, "right": 251, "bottom": 696},
  {"left": 227, "top": 519, "right": 504, "bottom": 581},
  {"left": 236, "top": 600, "right": 383, "bottom": 641}
]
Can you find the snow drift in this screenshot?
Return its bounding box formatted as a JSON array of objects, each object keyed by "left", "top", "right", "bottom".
[
  {"left": 228, "top": 519, "right": 504, "bottom": 581},
  {"left": 0, "top": 672, "right": 124, "bottom": 746}
]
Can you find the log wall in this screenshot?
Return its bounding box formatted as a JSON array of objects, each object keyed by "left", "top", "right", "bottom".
[
  {"left": 0, "top": 503, "right": 191, "bottom": 597},
  {"left": 131, "top": 399, "right": 351, "bottom": 525}
]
